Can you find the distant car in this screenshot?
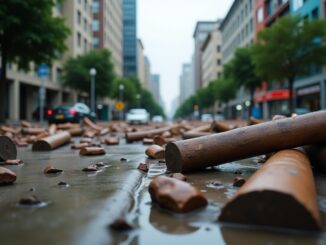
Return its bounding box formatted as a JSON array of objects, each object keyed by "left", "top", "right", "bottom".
[
  {"left": 152, "top": 115, "right": 164, "bottom": 123},
  {"left": 126, "top": 109, "right": 150, "bottom": 125},
  {"left": 48, "top": 103, "right": 95, "bottom": 124},
  {"left": 32, "top": 106, "right": 51, "bottom": 121},
  {"left": 201, "top": 113, "right": 213, "bottom": 122},
  {"left": 214, "top": 113, "right": 225, "bottom": 121}
]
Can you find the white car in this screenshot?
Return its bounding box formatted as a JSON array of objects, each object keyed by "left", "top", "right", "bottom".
[
  {"left": 126, "top": 109, "right": 150, "bottom": 124},
  {"left": 152, "top": 115, "right": 164, "bottom": 123},
  {"left": 201, "top": 113, "right": 213, "bottom": 122}
]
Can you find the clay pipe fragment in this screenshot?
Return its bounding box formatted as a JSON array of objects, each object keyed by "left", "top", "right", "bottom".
[
  {"left": 32, "top": 132, "right": 71, "bottom": 151},
  {"left": 149, "top": 176, "right": 207, "bottom": 213},
  {"left": 218, "top": 149, "right": 321, "bottom": 231},
  {"left": 248, "top": 117, "right": 264, "bottom": 125},
  {"left": 0, "top": 167, "right": 17, "bottom": 185},
  {"left": 79, "top": 147, "right": 106, "bottom": 156},
  {"left": 83, "top": 117, "right": 102, "bottom": 132},
  {"left": 182, "top": 131, "right": 211, "bottom": 140},
  {"left": 0, "top": 136, "right": 17, "bottom": 161},
  {"left": 165, "top": 110, "right": 326, "bottom": 173},
  {"left": 21, "top": 128, "right": 46, "bottom": 135},
  {"left": 145, "top": 145, "right": 165, "bottom": 159},
  {"left": 125, "top": 126, "right": 174, "bottom": 143},
  {"left": 210, "top": 121, "right": 233, "bottom": 133},
  {"left": 68, "top": 127, "right": 84, "bottom": 137}
]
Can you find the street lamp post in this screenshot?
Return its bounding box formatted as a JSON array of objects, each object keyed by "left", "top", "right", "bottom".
[
  {"left": 136, "top": 93, "right": 141, "bottom": 108},
  {"left": 89, "top": 68, "right": 97, "bottom": 114},
  {"left": 119, "top": 84, "right": 124, "bottom": 121}
]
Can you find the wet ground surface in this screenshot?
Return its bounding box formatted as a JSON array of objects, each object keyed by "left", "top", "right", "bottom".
[{"left": 2, "top": 140, "right": 326, "bottom": 245}]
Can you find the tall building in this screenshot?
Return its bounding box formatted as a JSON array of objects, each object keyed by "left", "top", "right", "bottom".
[
  {"left": 179, "top": 64, "right": 193, "bottom": 104},
  {"left": 137, "top": 39, "right": 145, "bottom": 85},
  {"left": 290, "top": 0, "right": 326, "bottom": 111},
  {"left": 92, "top": 0, "right": 123, "bottom": 76},
  {"left": 150, "top": 74, "right": 162, "bottom": 104},
  {"left": 144, "top": 56, "right": 151, "bottom": 89},
  {"left": 6, "top": 0, "right": 94, "bottom": 121},
  {"left": 123, "top": 0, "right": 137, "bottom": 77},
  {"left": 219, "top": 0, "right": 255, "bottom": 118},
  {"left": 201, "top": 19, "right": 223, "bottom": 87},
  {"left": 220, "top": 0, "right": 255, "bottom": 65},
  {"left": 193, "top": 21, "right": 217, "bottom": 89}
]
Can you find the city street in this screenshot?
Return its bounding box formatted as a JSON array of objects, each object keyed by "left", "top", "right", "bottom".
[{"left": 1, "top": 132, "right": 326, "bottom": 245}]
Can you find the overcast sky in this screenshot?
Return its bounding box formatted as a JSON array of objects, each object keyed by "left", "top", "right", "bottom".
[{"left": 137, "top": 0, "right": 233, "bottom": 116}]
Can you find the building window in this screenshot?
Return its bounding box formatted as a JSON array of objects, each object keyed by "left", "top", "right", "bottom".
[
  {"left": 217, "top": 59, "right": 221, "bottom": 65},
  {"left": 92, "top": 20, "right": 99, "bottom": 31},
  {"left": 92, "top": 1, "right": 100, "bottom": 13},
  {"left": 93, "top": 37, "right": 99, "bottom": 48},
  {"left": 77, "top": 32, "right": 81, "bottom": 47},
  {"left": 257, "top": 7, "right": 263, "bottom": 23},
  {"left": 293, "top": 0, "right": 303, "bottom": 11},
  {"left": 84, "top": 18, "right": 87, "bottom": 31},
  {"left": 84, "top": 38, "right": 87, "bottom": 51},
  {"left": 218, "top": 72, "right": 221, "bottom": 78},
  {"left": 84, "top": 0, "right": 88, "bottom": 11},
  {"left": 217, "top": 45, "right": 221, "bottom": 52},
  {"left": 77, "top": 11, "right": 81, "bottom": 25},
  {"left": 312, "top": 8, "right": 319, "bottom": 19}
]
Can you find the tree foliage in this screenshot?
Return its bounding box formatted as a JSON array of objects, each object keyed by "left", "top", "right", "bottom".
[
  {"left": 0, "top": 0, "right": 70, "bottom": 121},
  {"left": 252, "top": 16, "right": 326, "bottom": 112},
  {"left": 174, "top": 78, "right": 237, "bottom": 118},
  {"left": 223, "top": 47, "right": 261, "bottom": 115},
  {"left": 63, "top": 49, "right": 116, "bottom": 97},
  {"left": 111, "top": 77, "right": 137, "bottom": 104}
]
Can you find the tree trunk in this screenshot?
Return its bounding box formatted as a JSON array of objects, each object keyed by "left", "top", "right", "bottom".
[
  {"left": 288, "top": 78, "right": 294, "bottom": 114},
  {"left": 0, "top": 42, "right": 8, "bottom": 123}
]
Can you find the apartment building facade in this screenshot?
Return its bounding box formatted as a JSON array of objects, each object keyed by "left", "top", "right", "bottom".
[
  {"left": 123, "top": 0, "right": 137, "bottom": 77},
  {"left": 219, "top": 0, "right": 255, "bottom": 118},
  {"left": 290, "top": 0, "right": 326, "bottom": 111},
  {"left": 150, "top": 74, "right": 162, "bottom": 105},
  {"left": 6, "top": 0, "right": 94, "bottom": 121},
  {"left": 179, "top": 64, "right": 192, "bottom": 104},
  {"left": 92, "top": 0, "right": 123, "bottom": 76},
  {"left": 201, "top": 20, "right": 223, "bottom": 87},
  {"left": 193, "top": 21, "right": 217, "bottom": 90}
]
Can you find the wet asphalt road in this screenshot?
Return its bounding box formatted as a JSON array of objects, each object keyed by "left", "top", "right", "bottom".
[{"left": 2, "top": 140, "right": 326, "bottom": 245}]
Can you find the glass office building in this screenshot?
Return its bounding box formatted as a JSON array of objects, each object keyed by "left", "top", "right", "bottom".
[{"left": 123, "top": 0, "right": 137, "bottom": 77}]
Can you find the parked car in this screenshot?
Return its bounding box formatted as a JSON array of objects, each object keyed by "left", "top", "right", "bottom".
[
  {"left": 48, "top": 103, "right": 95, "bottom": 124},
  {"left": 152, "top": 115, "right": 164, "bottom": 123},
  {"left": 32, "top": 106, "right": 51, "bottom": 121},
  {"left": 214, "top": 113, "right": 225, "bottom": 121},
  {"left": 126, "top": 109, "right": 150, "bottom": 125},
  {"left": 201, "top": 113, "right": 213, "bottom": 122}
]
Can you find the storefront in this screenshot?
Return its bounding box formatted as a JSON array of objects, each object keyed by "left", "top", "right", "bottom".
[{"left": 296, "top": 84, "right": 320, "bottom": 111}]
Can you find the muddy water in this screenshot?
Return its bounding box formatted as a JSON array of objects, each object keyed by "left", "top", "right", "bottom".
[
  {"left": 0, "top": 143, "right": 147, "bottom": 245},
  {"left": 2, "top": 143, "right": 326, "bottom": 245},
  {"left": 126, "top": 159, "right": 326, "bottom": 245}
]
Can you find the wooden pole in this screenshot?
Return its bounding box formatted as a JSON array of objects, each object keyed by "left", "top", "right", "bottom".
[
  {"left": 166, "top": 111, "right": 326, "bottom": 172},
  {"left": 218, "top": 149, "right": 321, "bottom": 231}
]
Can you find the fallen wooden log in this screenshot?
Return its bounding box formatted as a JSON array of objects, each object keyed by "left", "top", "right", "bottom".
[
  {"left": 0, "top": 136, "right": 17, "bottom": 161},
  {"left": 32, "top": 132, "right": 71, "bottom": 151},
  {"left": 166, "top": 111, "right": 326, "bottom": 172},
  {"left": 21, "top": 128, "right": 46, "bottom": 135},
  {"left": 125, "top": 126, "right": 174, "bottom": 143},
  {"left": 218, "top": 149, "right": 321, "bottom": 231},
  {"left": 149, "top": 176, "right": 207, "bottom": 213}
]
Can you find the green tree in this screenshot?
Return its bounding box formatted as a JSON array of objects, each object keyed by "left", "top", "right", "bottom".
[
  {"left": 252, "top": 16, "right": 326, "bottom": 113},
  {"left": 214, "top": 78, "right": 237, "bottom": 118},
  {"left": 139, "top": 88, "right": 165, "bottom": 117},
  {"left": 225, "top": 47, "right": 261, "bottom": 115},
  {"left": 63, "top": 49, "right": 116, "bottom": 98},
  {"left": 111, "top": 77, "right": 137, "bottom": 104},
  {"left": 0, "top": 0, "right": 70, "bottom": 122}
]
